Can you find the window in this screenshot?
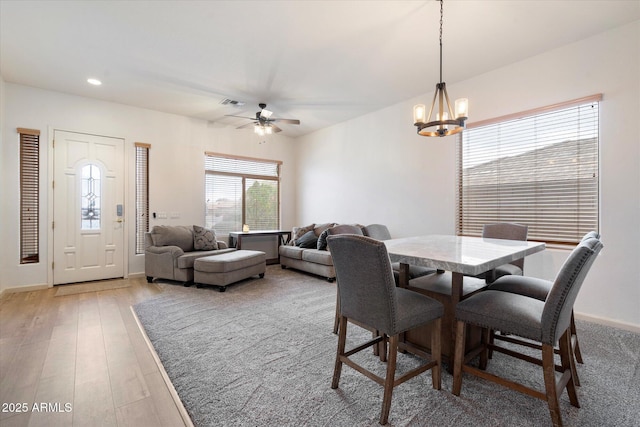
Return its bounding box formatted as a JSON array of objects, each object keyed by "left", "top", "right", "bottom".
[
  {"left": 135, "top": 143, "right": 150, "bottom": 254},
  {"left": 457, "top": 95, "right": 600, "bottom": 245},
  {"left": 18, "top": 128, "right": 40, "bottom": 264},
  {"left": 81, "top": 164, "right": 101, "bottom": 230},
  {"left": 205, "top": 153, "right": 281, "bottom": 235}
]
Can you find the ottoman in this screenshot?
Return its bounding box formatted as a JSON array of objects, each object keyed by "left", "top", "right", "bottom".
[{"left": 194, "top": 250, "right": 266, "bottom": 292}]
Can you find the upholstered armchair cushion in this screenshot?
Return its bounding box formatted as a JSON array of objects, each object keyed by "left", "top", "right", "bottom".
[{"left": 152, "top": 225, "right": 194, "bottom": 252}]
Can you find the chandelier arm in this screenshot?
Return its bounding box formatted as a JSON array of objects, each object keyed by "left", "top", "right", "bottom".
[
  {"left": 426, "top": 87, "right": 439, "bottom": 123},
  {"left": 442, "top": 83, "right": 455, "bottom": 120}
]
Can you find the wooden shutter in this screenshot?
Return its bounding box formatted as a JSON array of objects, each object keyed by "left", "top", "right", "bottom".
[{"left": 18, "top": 128, "right": 40, "bottom": 263}]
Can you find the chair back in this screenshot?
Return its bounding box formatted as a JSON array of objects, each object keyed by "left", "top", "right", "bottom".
[
  {"left": 363, "top": 224, "right": 392, "bottom": 241},
  {"left": 541, "top": 236, "right": 603, "bottom": 344},
  {"left": 327, "top": 234, "right": 397, "bottom": 334},
  {"left": 483, "top": 223, "right": 529, "bottom": 269},
  {"left": 327, "top": 224, "right": 364, "bottom": 236}
]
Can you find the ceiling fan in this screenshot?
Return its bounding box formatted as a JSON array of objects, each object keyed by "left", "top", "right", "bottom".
[{"left": 226, "top": 103, "right": 300, "bottom": 135}]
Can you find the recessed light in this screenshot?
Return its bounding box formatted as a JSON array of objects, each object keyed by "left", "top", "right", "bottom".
[{"left": 87, "top": 78, "right": 102, "bottom": 86}]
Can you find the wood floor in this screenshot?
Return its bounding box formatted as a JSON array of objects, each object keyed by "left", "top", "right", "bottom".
[{"left": 0, "top": 277, "right": 189, "bottom": 427}]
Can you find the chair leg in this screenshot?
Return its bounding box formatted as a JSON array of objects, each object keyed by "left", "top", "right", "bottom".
[
  {"left": 332, "top": 315, "right": 348, "bottom": 389},
  {"left": 431, "top": 318, "right": 442, "bottom": 390},
  {"left": 570, "top": 311, "right": 583, "bottom": 364},
  {"left": 479, "top": 328, "right": 490, "bottom": 370},
  {"left": 380, "top": 334, "right": 398, "bottom": 425},
  {"left": 542, "top": 343, "right": 563, "bottom": 427},
  {"left": 333, "top": 291, "right": 340, "bottom": 335},
  {"left": 559, "top": 329, "right": 580, "bottom": 408},
  {"left": 452, "top": 320, "right": 466, "bottom": 396}
]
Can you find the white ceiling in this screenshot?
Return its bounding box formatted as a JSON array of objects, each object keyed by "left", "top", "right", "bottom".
[{"left": 1, "top": 1, "right": 639, "bottom": 137}]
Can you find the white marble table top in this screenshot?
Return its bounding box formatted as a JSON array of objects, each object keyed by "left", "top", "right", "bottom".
[{"left": 384, "top": 235, "right": 545, "bottom": 276}]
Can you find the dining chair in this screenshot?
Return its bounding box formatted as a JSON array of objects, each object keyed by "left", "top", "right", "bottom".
[
  {"left": 480, "top": 222, "right": 529, "bottom": 283},
  {"left": 327, "top": 234, "right": 443, "bottom": 425},
  {"left": 452, "top": 236, "right": 603, "bottom": 427},
  {"left": 362, "top": 224, "right": 438, "bottom": 284},
  {"left": 487, "top": 231, "right": 602, "bottom": 371},
  {"left": 327, "top": 225, "right": 365, "bottom": 335}
]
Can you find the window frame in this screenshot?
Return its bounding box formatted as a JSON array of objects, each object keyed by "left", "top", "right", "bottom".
[
  {"left": 135, "top": 143, "right": 150, "bottom": 254},
  {"left": 204, "top": 152, "right": 282, "bottom": 235},
  {"left": 456, "top": 94, "right": 601, "bottom": 245}
]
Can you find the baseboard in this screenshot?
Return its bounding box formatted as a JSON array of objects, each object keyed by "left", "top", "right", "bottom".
[
  {"left": 0, "top": 283, "right": 49, "bottom": 297},
  {"left": 127, "top": 272, "right": 145, "bottom": 279},
  {"left": 575, "top": 311, "right": 640, "bottom": 334},
  {"left": 130, "top": 306, "right": 194, "bottom": 427}
]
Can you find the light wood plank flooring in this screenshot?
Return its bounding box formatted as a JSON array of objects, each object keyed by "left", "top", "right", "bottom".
[{"left": 0, "top": 277, "right": 188, "bottom": 427}]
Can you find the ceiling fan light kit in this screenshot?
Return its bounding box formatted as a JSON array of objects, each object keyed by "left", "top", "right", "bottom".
[
  {"left": 413, "top": 0, "right": 468, "bottom": 137},
  {"left": 226, "top": 103, "right": 300, "bottom": 136}
]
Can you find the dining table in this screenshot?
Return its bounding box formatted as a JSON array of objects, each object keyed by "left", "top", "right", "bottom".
[{"left": 383, "top": 234, "right": 546, "bottom": 361}]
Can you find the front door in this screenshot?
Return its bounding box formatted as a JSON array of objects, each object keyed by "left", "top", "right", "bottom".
[{"left": 53, "top": 130, "right": 125, "bottom": 284}]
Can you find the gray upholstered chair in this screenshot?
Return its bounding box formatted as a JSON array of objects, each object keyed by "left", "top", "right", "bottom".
[
  {"left": 487, "top": 231, "right": 602, "bottom": 369},
  {"left": 327, "top": 225, "right": 365, "bottom": 335},
  {"left": 363, "top": 224, "right": 438, "bottom": 284},
  {"left": 480, "top": 222, "right": 529, "bottom": 283},
  {"left": 327, "top": 234, "right": 443, "bottom": 425},
  {"left": 452, "top": 236, "right": 603, "bottom": 427}
]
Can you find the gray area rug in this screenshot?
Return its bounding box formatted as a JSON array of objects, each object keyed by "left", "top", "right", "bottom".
[{"left": 134, "top": 265, "right": 640, "bottom": 426}]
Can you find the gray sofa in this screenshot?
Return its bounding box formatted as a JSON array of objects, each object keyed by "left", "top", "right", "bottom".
[
  {"left": 145, "top": 225, "right": 235, "bottom": 285},
  {"left": 279, "top": 223, "right": 339, "bottom": 281},
  {"left": 279, "top": 223, "right": 437, "bottom": 283}
]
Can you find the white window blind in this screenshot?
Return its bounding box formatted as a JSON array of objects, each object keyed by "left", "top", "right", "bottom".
[
  {"left": 205, "top": 153, "right": 281, "bottom": 235},
  {"left": 19, "top": 128, "right": 40, "bottom": 264},
  {"left": 457, "top": 95, "right": 600, "bottom": 244},
  {"left": 135, "top": 143, "right": 150, "bottom": 254}
]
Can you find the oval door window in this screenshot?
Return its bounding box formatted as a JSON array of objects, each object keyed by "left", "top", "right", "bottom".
[{"left": 81, "top": 164, "right": 101, "bottom": 230}]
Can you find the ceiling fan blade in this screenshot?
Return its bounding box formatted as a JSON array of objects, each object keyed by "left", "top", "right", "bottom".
[
  {"left": 236, "top": 122, "right": 256, "bottom": 130},
  {"left": 271, "top": 124, "right": 283, "bottom": 133},
  {"left": 272, "top": 118, "right": 300, "bottom": 125},
  {"left": 225, "top": 114, "right": 256, "bottom": 120}
]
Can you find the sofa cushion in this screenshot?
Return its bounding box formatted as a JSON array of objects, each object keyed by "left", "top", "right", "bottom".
[
  {"left": 296, "top": 230, "right": 318, "bottom": 249},
  {"left": 290, "top": 223, "right": 315, "bottom": 245},
  {"left": 302, "top": 249, "right": 334, "bottom": 266},
  {"left": 314, "top": 223, "right": 335, "bottom": 236},
  {"left": 279, "top": 245, "right": 305, "bottom": 260},
  {"left": 152, "top": 225, "right": 194, "bottom": 252},
  {"left": 317, "top": 228, "right": 331, "bottom": 251},
  {"left": 193, "top": 225, "right": 218, "bottom": 250}
]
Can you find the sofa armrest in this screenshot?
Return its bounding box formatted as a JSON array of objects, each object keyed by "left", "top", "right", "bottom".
[{"left": 146, "top": 245, "right": 184, "bottom": 258}]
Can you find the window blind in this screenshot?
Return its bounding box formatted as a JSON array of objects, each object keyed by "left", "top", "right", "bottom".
[
  {"left": 18, "top": 128, "right": 40, "bottom": 264},
  {"left": 457, "top": 96, "right": 600, "bottom": 244},
  {"left": 135, "top": 143, "right": 150, "bottom": 254},
  {"left": 205, "top": 153, "right": 281, "bottom": 235}
]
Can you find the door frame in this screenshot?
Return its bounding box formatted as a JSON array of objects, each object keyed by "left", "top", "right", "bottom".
[{"left": 47, "top": 126, "right": 130, "bottom": 286}]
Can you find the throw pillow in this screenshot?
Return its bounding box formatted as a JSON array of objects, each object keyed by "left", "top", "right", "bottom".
[
  {"left": 295, "top": 230, "right": 318, "bottom": 249},
  {"left": 291, "top": 223, "right": 315, "bottom": 246},
  {"left": 193, "top": 225, "right": 218, "bottom": 250},
  {"left": 317, "top": 228, "right": 332, "bottom": 251}
]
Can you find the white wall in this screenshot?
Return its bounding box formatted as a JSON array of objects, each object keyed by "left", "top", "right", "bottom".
[
  {"left": 0, "top": 85, "right": 297, "bottom": 291},
  {"left": 295, "top": 21, "right": 640, "bottom": 329}
]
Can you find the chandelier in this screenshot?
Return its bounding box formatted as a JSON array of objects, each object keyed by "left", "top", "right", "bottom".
[{"left": 413, "top": 0, "right": 468, "bottom": 137}]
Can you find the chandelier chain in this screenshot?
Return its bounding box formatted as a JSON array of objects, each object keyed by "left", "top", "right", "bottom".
[{"left": 439, "top": 0, "right": 444, "bottom": 83}]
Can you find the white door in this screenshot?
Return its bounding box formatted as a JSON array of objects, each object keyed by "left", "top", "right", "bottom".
[{"left": 53, "top": 130, "right": 125, "bottom": 285}]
